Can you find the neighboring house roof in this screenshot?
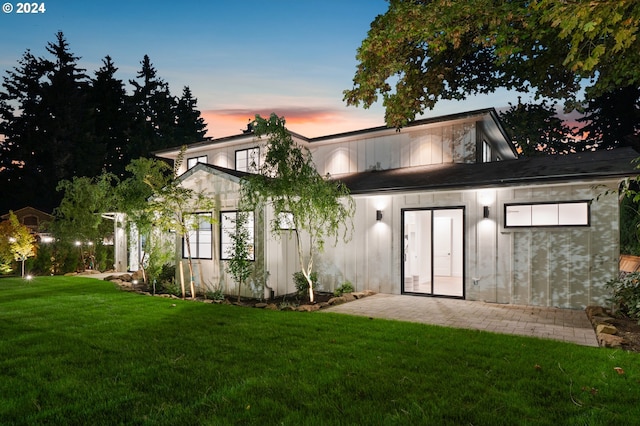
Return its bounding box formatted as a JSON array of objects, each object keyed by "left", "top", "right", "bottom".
[
  {"left": 1, "top": 206, "right": 53, "bottom": 232},
  {"left": 336, "top": 147, "right": 640, "bottom": 195}
]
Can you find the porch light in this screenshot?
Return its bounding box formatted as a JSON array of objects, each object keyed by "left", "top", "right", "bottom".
[
  {"left": 376, "top": 210, "right": 383, "bottom": 221},
  {"left": 483, "top": 206, "right": 490, "bottom": 219}
]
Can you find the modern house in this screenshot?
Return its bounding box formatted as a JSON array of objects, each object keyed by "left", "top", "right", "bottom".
[{"left": 148, "top": 108, "right": 638, "bottom": 309}]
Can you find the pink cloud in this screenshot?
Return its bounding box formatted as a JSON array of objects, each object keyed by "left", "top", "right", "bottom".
[{"left": 201, "top": 107, "right": 382, "bottom": 139}]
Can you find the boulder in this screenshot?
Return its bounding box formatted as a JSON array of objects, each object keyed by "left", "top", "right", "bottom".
[
  {"left": 598, "top": 334, "right": 626, "bottom": 348},
  {"left": 596, "top": 324, "right": 618, "bottom": 335}
]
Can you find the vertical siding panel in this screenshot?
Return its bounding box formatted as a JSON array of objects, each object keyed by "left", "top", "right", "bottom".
[
  {"left": 512, "top": 232, "right": 531, "bottom": 305},
  {"left": 530, "top": 231, "right": 549, "bottom": 306},
  {"left": 442, "top": 125, "right": 453, "bottom": 163},
  {"left": 548, "top": 232, "right": 571, "bottom": 308},
  {"left": 431, "top": 127, "right": 443, "bottom": 164}
]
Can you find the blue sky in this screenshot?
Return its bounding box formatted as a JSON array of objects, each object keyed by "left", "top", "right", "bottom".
[{"left": 0, "top": 0, "right": 520, "bottom": 138}]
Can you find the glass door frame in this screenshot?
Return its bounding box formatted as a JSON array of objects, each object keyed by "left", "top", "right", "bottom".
[{"left": 400, "top": 206, "right": 466, "bottom": 299}]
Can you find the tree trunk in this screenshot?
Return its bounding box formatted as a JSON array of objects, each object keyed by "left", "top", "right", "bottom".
[{"left": 179, "top": 260, "right": 186, "bottom": 299}]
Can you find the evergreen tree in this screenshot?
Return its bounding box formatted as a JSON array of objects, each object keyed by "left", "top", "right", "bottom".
[
  {"left": 0, "top": 49, "right": 49, "bottom": 211},
  {"left": 40, "top": 31, "right": 93, "bottom": 180},
  {"left": 90, "top": 55, "right": 129, "bottom": 177},
  {"left": 127, "top": 55, "right": 177, "bottom": 159},
  {"left": 175, "top": 86, "right": 207, "bottom": 144}
]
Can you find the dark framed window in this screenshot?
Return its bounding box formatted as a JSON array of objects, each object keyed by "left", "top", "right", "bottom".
[
  {"left": 187, "top": 155, "right": 207, "bottom": 169},
  {"left": 182, "top": 212, "right": 212, "bottom": 259},
  {"left": 220, "top": 211, "right": 255, "bottom": 260},
  {"left": 504, "top": 201, "right": 590, "bottom": 228},
  {"left": 235, "top": 147, "right": 259, "bottom": 172}
]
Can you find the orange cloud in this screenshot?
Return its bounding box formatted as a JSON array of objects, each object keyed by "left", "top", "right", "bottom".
[{"left": 201, "top": 107, "right": 382, "bottom": 139}]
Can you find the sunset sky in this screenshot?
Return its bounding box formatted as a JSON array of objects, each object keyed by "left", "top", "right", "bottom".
[{"left": 0, "top": 0, "right": 525, "bottom": 139}]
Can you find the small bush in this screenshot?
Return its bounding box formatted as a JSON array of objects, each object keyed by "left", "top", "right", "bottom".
[
  {"left": 334, "top": 281, "right": 354, "bottom": 297},
  {"left": 293, "top": 271, "right": 318, "bottom": 296},
  {"left": 606, "top": 272, "right": 640, "bottom": 323},
  {"left": 158, "top": 264, "right": 176, "bottom": 285},
  {"left": 206, "top": 288, "right": 225, "bottom": 301}
]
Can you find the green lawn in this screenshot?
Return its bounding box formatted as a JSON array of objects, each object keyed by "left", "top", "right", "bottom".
[{"left": 0, "top": 276, "right": 638, "bottom": 425}]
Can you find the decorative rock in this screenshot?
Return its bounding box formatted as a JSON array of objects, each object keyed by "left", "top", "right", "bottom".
[
  {"left": 586, "top": 306, "right": 606, "bottom": 317},
  {"left": 264, "top": 304, "right": 279, "bottom": 310},
  {"left": 596, "top": 324, "right": 618, "bottom": 335},
  {"left": 327, "top": 296, "right": 347, "bottom": 305},
  {"left": 297, "top": 304, "right": 321, "bottom": 312},
  {"left": 342, "top": 293, "right": 356, "bottom": 302},
  {"left": 598, "top": 334, "right": 626, "bottom": 348},
  {"left": 255, "top": 303, "right": 268, "bottom": 308}
]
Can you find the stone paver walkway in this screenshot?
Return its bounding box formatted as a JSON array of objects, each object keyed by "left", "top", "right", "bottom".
[{"left": 323, "top": 293, "right": 598, "bottom": 347}]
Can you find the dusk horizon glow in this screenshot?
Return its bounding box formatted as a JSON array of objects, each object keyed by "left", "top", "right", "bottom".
[{"left": 1, "top": 0, "right": 527, "bottom": 141}]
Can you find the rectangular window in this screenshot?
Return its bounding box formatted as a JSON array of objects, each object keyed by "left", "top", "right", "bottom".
[
  {"left": 235, "top": 147, "right": 260, "bottom": 172},
  {"left": 220, "top": 211, "right": 255, "bottom": 260},
  {"left": 482, "top": 141, "right": 492, "bottom": 163},
  {"left": 505, "top": 201, "right": 590, "bottom": 228},
  {"left": 182, "top": 213, "right": 212, "bottom": 259},
  {"left": 187, "top": 155, "right": 207, "bottom": 169}
]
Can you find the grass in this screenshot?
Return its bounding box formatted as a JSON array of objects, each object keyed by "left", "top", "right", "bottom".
[{"left": 0, "top": 276, "right": 639, "bottom": 425}]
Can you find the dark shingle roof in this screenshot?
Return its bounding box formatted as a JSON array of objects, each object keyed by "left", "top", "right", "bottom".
[{"left": 336, "top": 147, "right": 640, "bottom": 194}]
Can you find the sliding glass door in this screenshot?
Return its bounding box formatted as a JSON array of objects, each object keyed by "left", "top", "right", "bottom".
[{"left": 402, "top": 208, "right": 464, "bottom": 298}]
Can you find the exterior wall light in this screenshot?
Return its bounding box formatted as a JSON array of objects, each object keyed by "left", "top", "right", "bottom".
[
  {"left": 376, "top": 210, "right": 383, "bottom": 221},
  {"left": 483, "top": 206, "right": 490, "bottom": 219}
]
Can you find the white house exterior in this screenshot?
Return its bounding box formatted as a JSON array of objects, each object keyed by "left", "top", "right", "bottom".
[{"left": 151, "top": 108, "right": 638, "bottom": 309}]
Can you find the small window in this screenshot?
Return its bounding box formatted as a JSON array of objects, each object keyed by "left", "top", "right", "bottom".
[
  {"left": 235, "top": 147, "right": 260, "bottom": 172},
  {"left": 505, "top": 201, "right": 590, "bottom": 228},
  {"left": 220, "top": 211, "right": 255, "bottom": 260},
  {"left": 482, "top": 141, "right": 492, "bottom": 163},
  {"left": 187, "top": 155, "right": 207, "bottom": 169},
  {"left": 183, "top": 213, "right": 212, "bottom": 259}
]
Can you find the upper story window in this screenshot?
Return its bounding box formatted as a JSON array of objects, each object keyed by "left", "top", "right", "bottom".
[
  {"left": 504, "top": 201, "right": 590, "bottom": 228},
  {"left": 187, "top": 155, "right": 207, "bottom": 169},
  {"left": 235, "top": 147, "right": 260, "bottom": 172},
  {"left": 482, "top": 141, "right": 492, "bottom": 163}
]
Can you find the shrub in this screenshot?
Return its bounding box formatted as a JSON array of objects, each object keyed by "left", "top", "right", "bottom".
[
  {"left": 606, "top": 272, "right": 640, "bottom": 323},
  {"left": 158, "top": 264, "right": 176, "bottom": 285},
  {"left": 334, "top": 281, "right": 354, "bottom": 297},
  {"left": 206, "top": 288, "right": 225, "bottom": 301},
  {"left": 293, "top": 271, "right": 318, "bottom": 296}
]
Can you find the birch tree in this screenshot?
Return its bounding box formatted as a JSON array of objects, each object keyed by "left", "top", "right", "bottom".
[{"left": 240, "top": 114, "right": 354, "bottom": 302}]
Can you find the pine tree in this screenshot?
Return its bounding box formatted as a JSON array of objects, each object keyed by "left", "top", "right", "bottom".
[
  {"left": 175, "top": 86, "right": 207, "bottom": 144},
  {"left": 127, "top": 55, "right": 177, "bottom": 159},
  {"left": 90, "top": 55, "right": 129, "bottom": 177}
]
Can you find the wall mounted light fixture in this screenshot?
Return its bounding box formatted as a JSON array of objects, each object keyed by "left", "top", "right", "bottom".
[
  {"left": 483, "top": 206, "right": 490, "bottom": 219},
  {"left": 376, "top": 210, "right": 383, "bottom": 221}
]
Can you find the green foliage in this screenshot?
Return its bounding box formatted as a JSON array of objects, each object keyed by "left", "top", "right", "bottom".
[
  {"left": 241, "top": 114, "right": 355, "bottom": 302},
  {"left": 620, "top": 195, "right": 640, "bottom": 256},
  {"left": 499, "top": 99, "right": 581, "bottom": 156},
  {"left": 206, "top": 287, "right": 225, "bottom": 301},
  {"left": 225, "top": 211, "right": 254, "bottom": 301},
  {"left": 334, "top": 281, "right": 354, "bottom": 297},
  {"left": 0, "top": 212, "right": 37, "bottom": 276},
  {"left": 345, "top": 0, "right": 640, "bottom": 129},
  {"left": 293, "top": 271, "right": 318, "bottom": 296},
  {"left": 606, "top": 272, "right": 640, "bottom": 323}
]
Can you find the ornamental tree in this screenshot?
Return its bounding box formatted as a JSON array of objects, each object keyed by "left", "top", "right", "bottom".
[
  {"left": 2, "top": 212, "right": 37, "bottom": 277},
  {"left": 240, "top": 114, "right": 355, "bottom": 302}
]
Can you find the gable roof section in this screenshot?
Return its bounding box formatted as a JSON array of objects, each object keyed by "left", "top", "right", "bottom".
[
  {"left": 177, "top": 162, "right": 252, "bottom": 183},
  {"left": 336, "top": 147, "right": 639, "bottom": 194}
]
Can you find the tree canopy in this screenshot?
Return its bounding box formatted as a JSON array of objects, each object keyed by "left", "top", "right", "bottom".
[
  {"left": 344, "top": 0, "right": 640, "bottom": 139},
  {"left": 0, "top": 32, "right": 208, "bottom": 213},
  {"left": 241, "top": 114, "right": 355, "bottom": 302}
]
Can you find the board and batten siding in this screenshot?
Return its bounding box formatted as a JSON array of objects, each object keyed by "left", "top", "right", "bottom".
[{"left": 312, "top": 122, "right": 478, "bottom": 177}]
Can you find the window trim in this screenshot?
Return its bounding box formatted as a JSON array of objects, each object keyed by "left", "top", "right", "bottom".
[
  {"left": 182, "top": 212, "right": 213, "bottom": 260},
  {"left": 504, "top": 201, "right": 591, "bottom": 228},
  {"left": 220, "top": 210, "right": 255, "bottom": 261}
]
